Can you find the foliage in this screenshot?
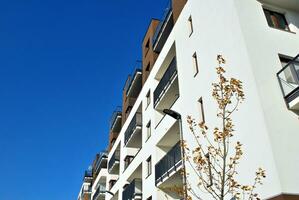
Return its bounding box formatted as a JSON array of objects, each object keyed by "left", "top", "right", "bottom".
[{"left": 183, "top": 55, "right": 266, "bottom": 200}]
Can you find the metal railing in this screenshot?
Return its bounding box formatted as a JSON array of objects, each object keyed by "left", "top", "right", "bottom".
[
  {"left": 155, "top": 141, "right": 182, "bottom": 184},
  {"left": 154, "top": 57, "right": 177, "bottom": 107},
  {"left": 124, "top": 112, "right": 142, "bottom": 146},
  {"left": 110, "top": 107, "right": 122, "bottom": 130},
  {"left": 152, "top": 0, "right": 173, "bottom": 48},
  {"left": 93, "top": 185, "right": 106, "bottom": 200},
  {"left": 108, "top": 150, "right": 120, "bottom": 172},
  {"left": 122, "top": 179, "right": 142, "bottom": 200},
  {"left": 277, "top": 54, "right": 299, "bottom": 103}
]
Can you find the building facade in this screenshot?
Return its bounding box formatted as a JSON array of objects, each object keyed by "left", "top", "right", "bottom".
[{"left": 78, "top": 0, "right": 299, "bottom": 199}]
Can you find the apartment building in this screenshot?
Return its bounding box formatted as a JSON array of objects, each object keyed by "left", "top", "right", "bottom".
[{"left": 78, "top": 0, "right": 299, "bottom": 199}]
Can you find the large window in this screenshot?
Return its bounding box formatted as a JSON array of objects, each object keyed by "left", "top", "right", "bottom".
[{"left": 263, "top": 8, "right": 290, "bottom": 31}]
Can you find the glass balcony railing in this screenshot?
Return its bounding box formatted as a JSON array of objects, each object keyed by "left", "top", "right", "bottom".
[
  {"left": 122, "top": 179, "right": 142, "bottom": 200},
  {"left": 277, "top": 54, "right": 299, "bottom": 104},
  {"left": 110, "top": 107, "right": 122, "bottom": 130},
  {"left": 155, "top": 141, "right": 182, "bottom": 185},
  {"left": 94, "top": 152, "right": 108, "bottom": 175},
  {"left": 152, "top": 0, "right": 174, "bottom": 53},
  {"left": 126, "top": 68, "right": 142, "bottom": 97},
  {"left": 154, "top": 57, "right": 177, "bottom": 107},
  {"left": 108, "top": 150, "right": 120, "bottom": 173},
  {"left": 124, "top": 112, "right": 142, "bottom": 146},
  {"left": 93, "top": 185, "right": 106, "bottom": 200}
]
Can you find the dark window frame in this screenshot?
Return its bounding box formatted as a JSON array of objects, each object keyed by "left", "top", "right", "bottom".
[
  {"left": 263, "top": 8, "right": 291, "bottom": 32},
  {"left": 146, "top": 156, "right": 152, "bottom": 177}
]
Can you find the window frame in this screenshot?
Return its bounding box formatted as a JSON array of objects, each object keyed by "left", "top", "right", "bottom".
[
  {"left": 198, "top": 97, "right": 205, "bottom": 124},
  {"left": 192, "top": 52, "right": 199, "bottom": 77},
  {"left": 263, "top": 8, "right": 291, "bottom": 32},
  {"left": 146, "top": 156, "right": 152, "bottom": 177},
  {"left": 146, "top": 90, "right": 151, "bottom": 108},
  {"left": 146, "top": 120, "right": 151, "bottom": 141},
  {"left": 188, "top": 15, "right": 194, "bottom": 37}
]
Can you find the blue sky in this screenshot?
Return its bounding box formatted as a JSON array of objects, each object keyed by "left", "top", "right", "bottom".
[{"left": 0, "top": 0, "right": 166, "bottom": 199}]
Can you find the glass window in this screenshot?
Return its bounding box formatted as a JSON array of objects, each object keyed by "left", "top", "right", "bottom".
[
  {"left": 263, "top": 9, "right": 290, "bottom": 31},
  {"left": 146, "top": 121, "right": 151, "bottom": 140},
  {"left": 146, "top": 156, "right": 152, "bottom": 176}
]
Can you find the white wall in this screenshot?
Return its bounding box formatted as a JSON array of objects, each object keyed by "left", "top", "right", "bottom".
[{"left": 104, "top": 0, "right": 299, "bottom": 199}]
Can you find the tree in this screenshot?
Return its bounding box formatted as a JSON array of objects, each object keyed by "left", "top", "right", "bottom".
[{"left": 183, "top": 55, "right": 266, "bottom": 200}]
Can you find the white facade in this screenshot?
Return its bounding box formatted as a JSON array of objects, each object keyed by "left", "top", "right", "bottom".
[{"left": 86, "top": 0, "right": 299, "bottom": 200}]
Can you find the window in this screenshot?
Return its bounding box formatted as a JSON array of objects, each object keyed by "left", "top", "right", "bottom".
[
  {"left": 263, "top": 8, "right": 290, "bottom": 31},
  {"left": 192, "top": 52, "right": 199, "bottom": 76},
  {"left": 145, "top": 39, "right": 150, "bottom": 56},
  {"left": 146, "top": 121, "right": 151, "bottom": 140},
  {"left": 124, "top": 156, "right": 134, "bottom": 170},
  {"left": 188, "top": 16, "right": 194, "bottom": 36},
  {"left": 146, "top": 62, "right": 150, "bottom": 72},
  {"left": 146, "top": 90, "right": 151, "bottom": 107},
  {"left": 279, "top": 55, "right": 299, "bottom": 85},
  {"left": 146, "top": 156, "right": 152, "bottom": 177},
  {"left": 198, "top": 97, "right": 205, "bottom": 124}
]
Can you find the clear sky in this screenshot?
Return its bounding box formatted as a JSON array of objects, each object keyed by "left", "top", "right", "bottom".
[{"left": 0, "top": 0, "right": 167, "bottom": 199}]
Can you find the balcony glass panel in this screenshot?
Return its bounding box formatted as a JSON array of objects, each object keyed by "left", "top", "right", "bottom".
[
  {"left": 154, "top": 57, "right": 177, "bottom": 107},
  {"left": 122, "top": 179, "right": 142, "bottom": 200},
  {"left": 94, "top": 152, "right": 108, "bottom": 175},
  {"left": 153, "top": 0, "right": 174, "bottom": 53},
  {"left": 155, "top": 141, "right": 182, "bottom": 185},
  {"left": 93, "top": 185, "right": 106, "bottom": 200},
  {"left": 110, "top": 107, "right": 122, "bottom": 131},
  {"left": 108, "top": 150, "right": 120, "bottom": 173},
  {"left": 124, "top": 112, "right": 142, "bottom": 146}
]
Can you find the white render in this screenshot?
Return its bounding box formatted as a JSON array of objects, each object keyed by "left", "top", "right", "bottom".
[{"left": 91, "top": 0, "right": 299, "bottom": 199}]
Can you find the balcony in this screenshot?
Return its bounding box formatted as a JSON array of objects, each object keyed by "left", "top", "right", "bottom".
[
  {"left": 153, "top": 0, "right": 174, "bottom": 53},
  {"left": 155, "top": 141, "right": 182, "bottom": 186},
  {"left": 126, "top": 68, "right": 142, "bottom": 98},
  {"left": 93, "top": 185, "right": 106, "bottom": 200},
  {"left": 154, "top": 57, "right": 178, "bottom": 109},
  {"left": 93, "top": 152, "right": 108, "bottom": 176},
  {"left": 108, "top": 150, "right": 120, "bottom": 174},
  {"left": 277, "top": 54, "right": 299, "bottom": 112},
  {"left": 124, "top": 112, "right": 142, "bottom": 148},
  {"left": 110, "top": 107, "right": 122, "bottom": 132},
  {"left": 122, "top": 179, "right": 142, "bottom": 200}
]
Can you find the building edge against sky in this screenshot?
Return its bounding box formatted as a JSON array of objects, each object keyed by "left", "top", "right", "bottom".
[{"left": 78, "top": 0, "right": 299, "bottom": 200}]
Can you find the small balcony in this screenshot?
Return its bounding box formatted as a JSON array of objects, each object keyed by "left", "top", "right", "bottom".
[
  {"left": 110, "top": 107, "right": 122, "bottom": 132},
  {"left": 126, "top": 68, "right": 143, "bottom": 98},
  {"left": 122, "top": 179, "right": 142, "bottom": 200},
  {"left": 124, "top": 112, "right": 142, "bottom": 148},
  {"left": 108, "top": 150, "right": 120, "bottom": 174},
  {"left": 155, "top": 141, "right": 182, "bottom": 186},
  {"left": 153, "top": 0, "right": 174, "bottom": 53},
  {"left": 93, "top": 152, "right": 108, "bottom": 177},
  {"left": 154, "top": 57, "right": 178, "bottom": 109},
  {"left": 93, "top": 185, "right": 106, "bottom": 200},
  {"left": 277, "top": 54, "right": 299, "bottom": 113}
]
